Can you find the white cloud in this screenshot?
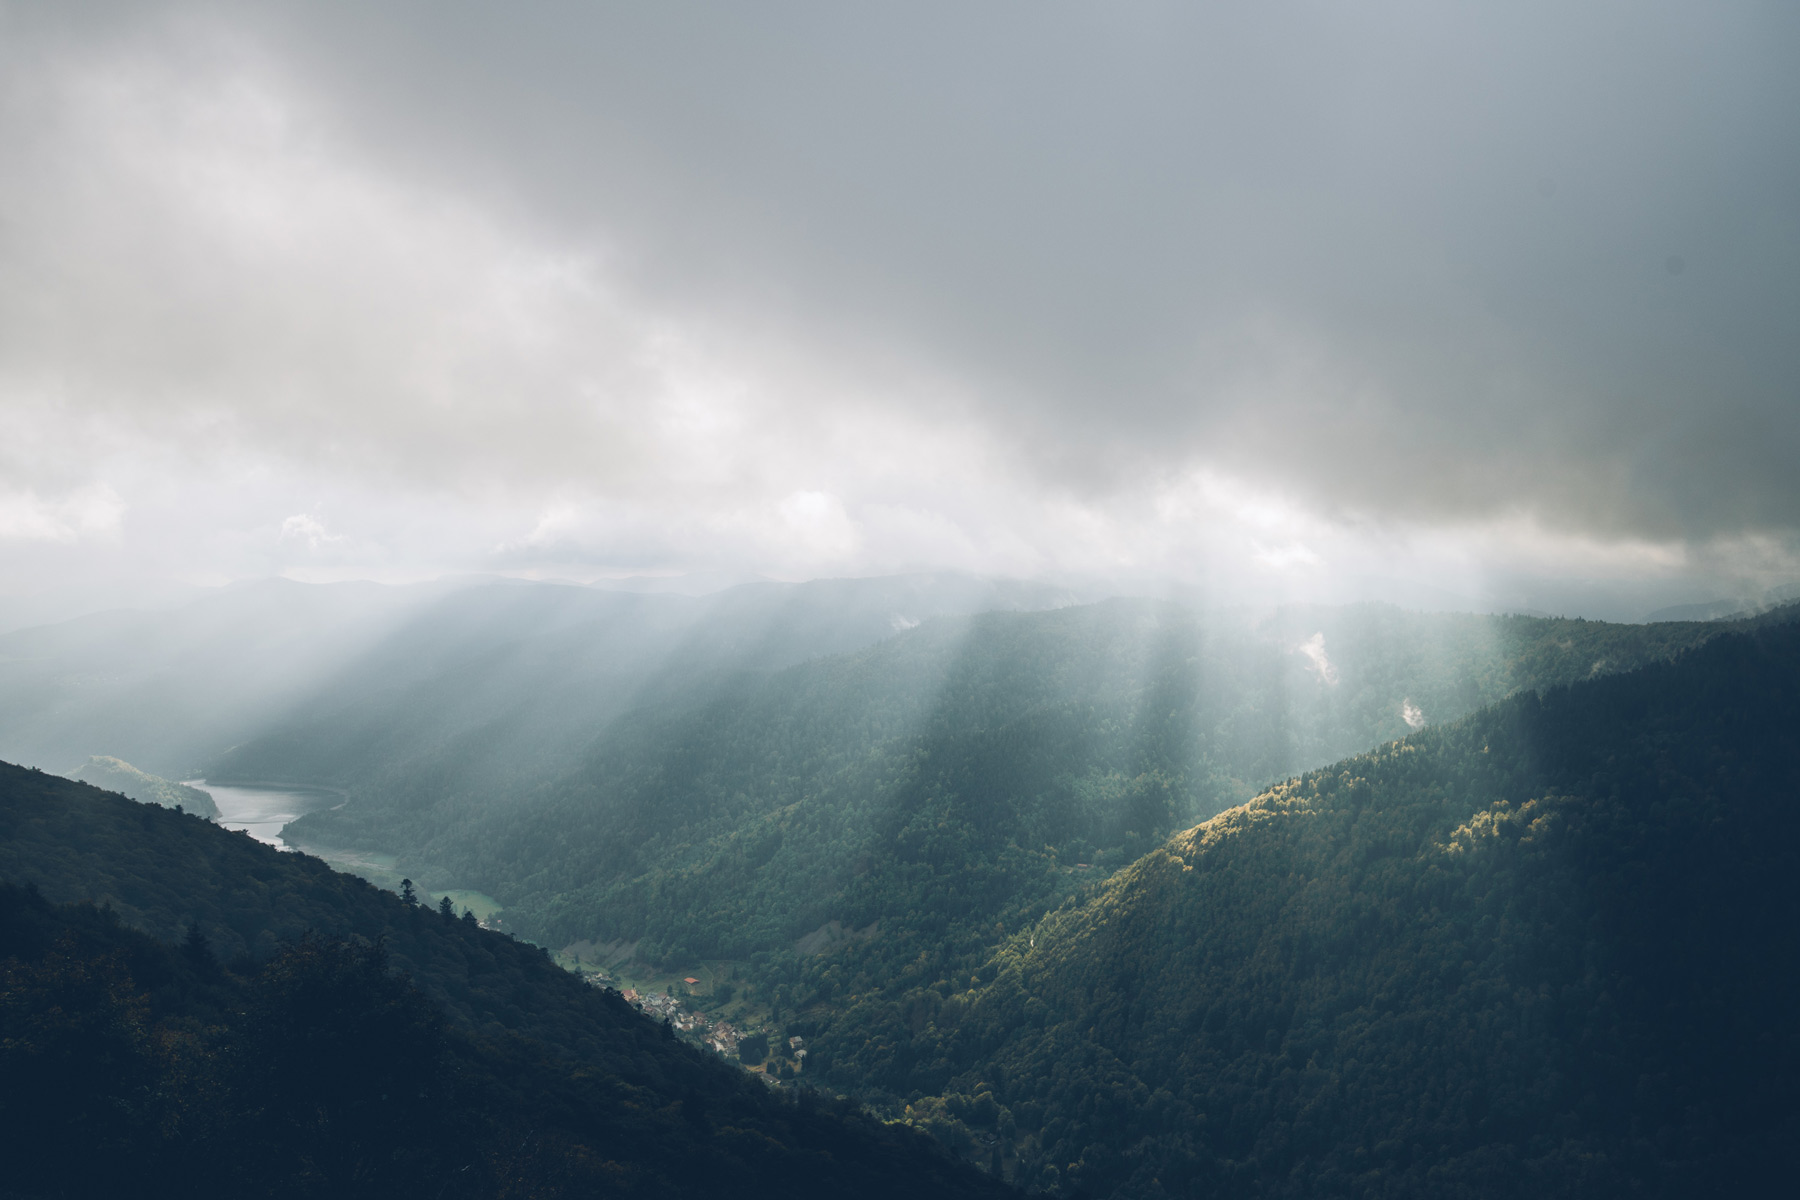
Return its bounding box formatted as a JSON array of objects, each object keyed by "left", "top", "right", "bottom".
[
  {"left": 278, "top": 513, "right": 342, "bottom": 549},
  {"left": 775, "top": 491, "right": 860, "bottom": 561},
  {"left": 1297, "top": 632, "right": 1338, "bottom": 685},
  {"left": 0, "top": 486, "right": 126, "bottom": 543},
  {"left": 1401, "top": 699, "right": 1425, "bottom": 729},
  {"left": 1252, "top": 541, "right": 1321, "bottom": 570}
]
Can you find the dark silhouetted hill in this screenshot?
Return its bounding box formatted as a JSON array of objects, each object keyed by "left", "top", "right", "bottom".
[{"left": 0, "top": 764, "right": 1015, "bottom": 1200}]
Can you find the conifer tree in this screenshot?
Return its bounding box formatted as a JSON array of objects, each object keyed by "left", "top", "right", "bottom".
[{"left": 182, "top": 919, "right": 215, "bottom": 970}]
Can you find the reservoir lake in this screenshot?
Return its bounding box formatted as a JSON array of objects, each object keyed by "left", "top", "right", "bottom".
[
  {"left": 185, "top": 780, "right": 340, "bottom": 850},
  {"left": 183, "top": 782, "right": 504, "bottom": 923}
]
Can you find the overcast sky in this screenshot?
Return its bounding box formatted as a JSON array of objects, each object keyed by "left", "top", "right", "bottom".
[{"left": 2, "top": 1, "right": 1797, "bottom": 616}]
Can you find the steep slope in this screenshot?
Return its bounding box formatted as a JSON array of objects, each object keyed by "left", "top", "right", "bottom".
[
  {"left": 0, "top": 759, "right": 632, "bottom": 1051},
  {"left": 872, "top": 617, "right": 1800, "bottom": 1196},
  {"left": 0, "top": 764, "right": 1013, "bottom": 1200}
]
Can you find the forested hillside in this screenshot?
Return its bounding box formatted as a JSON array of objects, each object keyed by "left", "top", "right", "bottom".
[
  {"left": 300, "top": 602, "right": 1722, "bottom": 974},
  {"left": 0, "top": 765, "right": 1013, "bottom": 1199},
  {"left": 6, "top": 583, "right": 1773, "bottom": 1196},
  {"left": 842, "top": 616, "right": 1800, "bottom": 1196},
  {"left": 0, "top": 760, "right": 643, "bottom": 1050}
]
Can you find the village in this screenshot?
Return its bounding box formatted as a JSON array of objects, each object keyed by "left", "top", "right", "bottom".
[
  {"left": 624, "top": 985, "right": 749, "bottom": 1057},
  {"left": 556, "top": 940, "right": 803, "bottom": 1080}
]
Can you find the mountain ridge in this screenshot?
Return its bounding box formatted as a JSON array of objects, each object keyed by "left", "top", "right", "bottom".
[{"left": 851, "top": 615, "right": 1800, "bottom": 1195}]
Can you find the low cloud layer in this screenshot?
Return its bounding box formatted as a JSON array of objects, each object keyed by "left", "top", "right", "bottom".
[
  {"left": 1298, "top": 633, "right": 1338, "bottom": 686},
  {"left": 2, "top": 2, "right": 1797, "bottom": 614}
]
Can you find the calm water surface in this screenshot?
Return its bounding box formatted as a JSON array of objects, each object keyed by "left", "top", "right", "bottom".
[{"left": 185, "top": 781, "right": 340, "bottom": 850}]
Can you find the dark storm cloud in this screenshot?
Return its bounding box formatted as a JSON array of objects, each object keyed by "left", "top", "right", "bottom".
[
  {"left": 235, "top": 0, "right": 1800, "bottom": 538},
  {"left": 2, "top": 1, "right": 1797, "bottom": 603}
]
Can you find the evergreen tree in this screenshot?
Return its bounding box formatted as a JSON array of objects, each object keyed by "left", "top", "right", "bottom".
[
  {"left": 181, "top": 919, "right": 215, "bottom": 970},
  {"left": 400, "top": 878, "right": 415, "bottom": 906}
]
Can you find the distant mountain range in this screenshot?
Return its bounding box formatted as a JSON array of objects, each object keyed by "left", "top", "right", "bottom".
[
  {"left": 0, "top": 573, "right": 1077, "bottom": 788},
  {"left": 1641, "top": 582, "right": 1800, "bottom": 623}
]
